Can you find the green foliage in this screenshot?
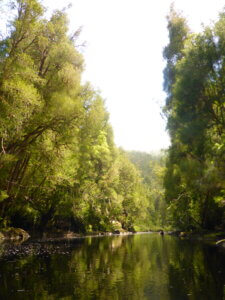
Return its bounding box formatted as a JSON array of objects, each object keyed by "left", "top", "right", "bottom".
[
  {"left": 0, "top": 191, "right": 8, "bottom": 202},
  {"left": 163, "top": 7, "right": 225, "bottom": 231},
  {"left": 0, "top": 0, "right": 154, "bottom": 232},
  {"left": 128, "top": 151, "right": 168, "bottom": 229}
]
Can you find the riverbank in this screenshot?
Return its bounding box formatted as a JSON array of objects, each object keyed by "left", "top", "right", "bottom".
[
  {"left": 1, "top": 227, "right": 225, "bottom": 250},
  {"left": 0, "top": 228, "right": 225, "bottom": 264},
  {"left": 0, "top": 227, "right": 137, "bottom": 243},
  {"left": 167, "top": 230, "right": 225, "bottom": 249},
  {"left": 0, "top": 228, "right": 30, "bottom": 241},
  {"left": 0, "top": 228, "right": 139, "bottom": 259}
]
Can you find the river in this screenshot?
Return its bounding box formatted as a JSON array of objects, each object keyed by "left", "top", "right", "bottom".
[{"left": 0, "top": 233, "right": 225, "bottom": 299}]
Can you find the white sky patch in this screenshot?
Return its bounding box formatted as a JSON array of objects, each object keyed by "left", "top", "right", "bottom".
[{"left": 41, "top": 0, "right": 224, "bottom": 151}]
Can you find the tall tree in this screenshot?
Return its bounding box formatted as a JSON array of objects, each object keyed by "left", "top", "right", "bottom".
[
  {"left": 163, "top": 7, "right": 225, "bottom": 230},
  {"left": 0, "top": 0, "right": 85, "bottom": 226}
]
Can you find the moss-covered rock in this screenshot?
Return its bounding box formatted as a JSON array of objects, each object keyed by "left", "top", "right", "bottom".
[
  {"left": 0, "top": 228, "right": 30, "bottom": 241},
  {"left": 179, "top": 232, "right": 189, "bottom": 237}
]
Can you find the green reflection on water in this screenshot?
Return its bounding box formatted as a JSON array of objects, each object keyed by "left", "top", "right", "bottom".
[{"left": 0, "top": 234, "right": 225, "bottom": 300}]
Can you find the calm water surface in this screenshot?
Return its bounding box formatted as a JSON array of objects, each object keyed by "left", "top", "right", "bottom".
[{"left": 0, "top": 233, "right": 225, "bottom": 300}]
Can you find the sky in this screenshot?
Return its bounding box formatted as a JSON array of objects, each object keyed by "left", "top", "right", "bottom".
[{"left": 15, "top": 0, "right": 225, "bottom": 152}]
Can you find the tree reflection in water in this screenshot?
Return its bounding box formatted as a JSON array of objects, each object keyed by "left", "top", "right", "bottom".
[{"left": 0, "top": 234, "right": 225, "bottom": 299}]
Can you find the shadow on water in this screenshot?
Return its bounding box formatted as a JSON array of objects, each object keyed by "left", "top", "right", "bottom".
[{"left": 0, "top": 233, "right": 225, "bottom": 299}]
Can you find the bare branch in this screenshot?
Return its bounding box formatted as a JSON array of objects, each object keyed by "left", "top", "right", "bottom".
[{"left": 1, "top": 138, "right": 6, "bottom": 154}]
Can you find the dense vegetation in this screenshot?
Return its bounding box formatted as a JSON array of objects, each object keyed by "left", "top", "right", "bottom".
[
  {"left": 0, "top": 0, "right": 161, "bottom": 233},
  {"left": 163, "top": 7, "right": 225, "bottom": 231},
  {"left": 1, "top": 0, "right": 224, "bottom": 235},
  {"left": 127, "top": 151, "right": 167, "bottom": 229}
]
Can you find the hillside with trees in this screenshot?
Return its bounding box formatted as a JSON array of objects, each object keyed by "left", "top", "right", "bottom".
[{"left": 127, "top": 151, "right": 167, "bottom": 229}]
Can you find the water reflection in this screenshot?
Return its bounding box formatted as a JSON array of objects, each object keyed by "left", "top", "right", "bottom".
[{"left": 0, "top": 234, "right": 225, "bottom": 299}]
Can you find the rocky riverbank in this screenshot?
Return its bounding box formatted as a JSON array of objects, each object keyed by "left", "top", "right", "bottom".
[
  {"left": 0, "top": 227, "right": 136, "bottom": 243},
  {"left": 0, "top": 228, "right": 136, "bottom": 259},
  {"left": 0, "top": 228, "right": 30, "bottom": 241},
  {"left": 1, "top": 227, "right": 225, "bottom": 251}
]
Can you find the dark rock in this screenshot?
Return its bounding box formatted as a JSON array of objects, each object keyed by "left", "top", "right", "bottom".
[
  {"left": 128, "top": 227, "right": 136, "bottom": 233},
  {"left": 168, "top": 231, "right": 181, "bottom": 236},
  {"left": 113, "top": 230, "right": 120, "bottom": 234}
]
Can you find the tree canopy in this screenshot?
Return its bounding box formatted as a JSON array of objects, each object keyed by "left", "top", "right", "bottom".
[
  {"left": 0, "top": 0, "right": 162, "bottom": 233},
  {"left": 163, "top": 6, "right": 225, "bottom": 231}
]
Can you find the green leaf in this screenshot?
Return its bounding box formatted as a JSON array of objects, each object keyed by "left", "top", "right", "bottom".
[{"left": 0, "top": 191, "right": 8, "bottom": 202}]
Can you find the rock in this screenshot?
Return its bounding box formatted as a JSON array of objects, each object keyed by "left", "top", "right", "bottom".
[
  {"left": 113, "top": 230, "right": 120, "bottom": 234},
  {"left": 168, "top": 231, "right": 181, "bottom": 236},
  {"left": 64, "top": 231, "right": 80, "bottom": 239},
  {"left": 128, "top": 227, "right": 136, "bottom": 233},
  {"left": 179, "top": 232, "right": 188, "bottom": 237},
  {"left": 111, "top": 220, "right": 123, "bottom": 232},
  {"left": 0, "top": 228, "right": 30, "bottom": 241}
]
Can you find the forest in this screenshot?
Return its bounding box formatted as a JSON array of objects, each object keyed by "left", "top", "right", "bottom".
[
  {"left": 0, "top": 0, "right": 224, "bottom": 235},
  {"left": 163, "top": 7, "right": 225, "bottom": 231}
]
